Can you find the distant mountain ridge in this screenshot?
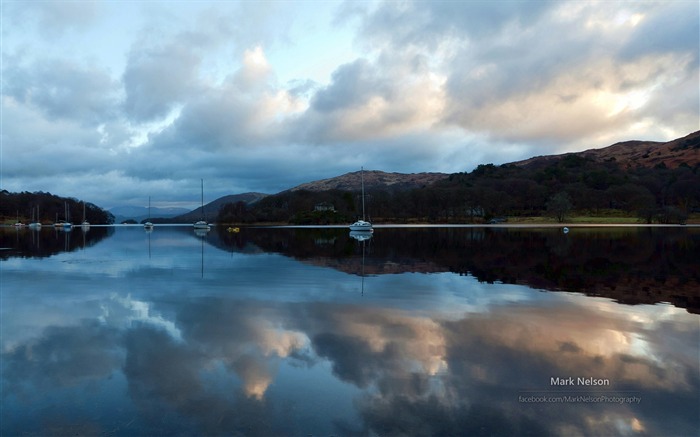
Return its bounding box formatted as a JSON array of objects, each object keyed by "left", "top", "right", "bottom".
[
  {"left": 110, "top": 205, "right": 190, "bottom": 223},
  {"left": 514, "top": 130, "right": 700, "bottom": 170},
  {"left": 172, "top": 192, "right": 268, "bottom": 222},
  {"left": 288, "top": 170, "right": 449, "bottom": 192},
  {"left": 115, "top": 130, "right": 700, "bottom": 224}
]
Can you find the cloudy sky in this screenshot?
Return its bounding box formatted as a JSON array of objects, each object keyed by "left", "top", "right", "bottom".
[{"left": 2, "top": 1, "right": 698, "bottom": 209}]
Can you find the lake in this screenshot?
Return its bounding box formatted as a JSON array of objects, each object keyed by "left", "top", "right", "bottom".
[{"left": 1, "top": 225, "right": 699, "bottom": 436}]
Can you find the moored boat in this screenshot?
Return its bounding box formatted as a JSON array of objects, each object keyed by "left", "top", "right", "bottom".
[
  {"left": 349, "top": 167, "right": 373, "bottom": 233},
  {"left": 193, "top": 179, "right": 210, "bottom": 231}
]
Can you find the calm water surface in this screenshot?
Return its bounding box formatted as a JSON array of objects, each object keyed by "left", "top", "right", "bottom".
[{"left": 2, "top": 225, "right": 699, "bottom": 436}]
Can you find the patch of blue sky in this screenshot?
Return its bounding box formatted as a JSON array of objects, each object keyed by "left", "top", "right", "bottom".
[{"left": 357, "top": 271, "right": 559, "bottom": 318}]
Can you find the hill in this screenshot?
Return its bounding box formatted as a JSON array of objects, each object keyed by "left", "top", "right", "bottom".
[
  {"left": 288, "top": 170, "right": 448, "bottom": 192},
  {"left": 110, "top": 205, "right": 190, "bottom": 223},
  {"left": 1, "top": 191, "right": 114, "bottom": 224},
  {"left": 514, "top": 130, "right": 700, "bottom": 170},
  {"left": 172, "top": 192, "right": 268, "bottom": 223},
  {"left": 212, "top": 130, "right": 698, "bottom": 225}
]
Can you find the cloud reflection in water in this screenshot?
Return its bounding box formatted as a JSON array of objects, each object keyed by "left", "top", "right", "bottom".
[{"left": 1, "top": 227, "right": 698, "bottom": 436}]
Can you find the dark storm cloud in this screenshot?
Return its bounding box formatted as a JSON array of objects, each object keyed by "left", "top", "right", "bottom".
[{"left": 4, "top": 58, "right": 120, "bottom": 124}]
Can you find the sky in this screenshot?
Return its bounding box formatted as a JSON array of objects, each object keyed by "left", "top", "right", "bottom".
[{"left": 1, "top": 0, "right": 698, "bottom": 209}]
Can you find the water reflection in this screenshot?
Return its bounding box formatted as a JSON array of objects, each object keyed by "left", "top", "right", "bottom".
[
  {"left": 2, "top": 226, "right": 698, "bottom": 436},
  {"left": 0, "top": 225, "right": 114, "bottom": 260},
  {"left": 224, "top": 227, "right": 700, "bottom": 313}
]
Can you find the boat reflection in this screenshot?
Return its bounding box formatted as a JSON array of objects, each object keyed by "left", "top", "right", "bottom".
[
  {"left": 194, "top": 228, "right": 210, "bottom": 238},
  {"left": 349, "top": 230, "right": 373, "bottom": 242},
  {"left": 0, "top": 225, "right": 113, "bottom": 260},
  {"left": 350, "top": 230, "right": 372, "bottom": 296}
]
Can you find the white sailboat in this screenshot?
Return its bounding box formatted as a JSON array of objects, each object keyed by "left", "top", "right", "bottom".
[
  {"left": 28, "top": 205, "right": 42, "bottom": 229},
  {"left": 81, "top": 201, "right": 90, "bottom": 229},
  {"left": 349, "top": 167, "right": 373, "bottom": 232},
  {"left": 13, "top": 211, "right": 24, "bottom": 227},
  {"left": 54, "top": 212, "right": 64, "bottom": 228},
  {"left": 62, "top": 202, "right": 72, "bottom": 230},
  {"left": 193, "top": 179, "right": 210, "bottom": 231},
  {"left": 144, "top": 197, "right": 154, "bottom": 231}
]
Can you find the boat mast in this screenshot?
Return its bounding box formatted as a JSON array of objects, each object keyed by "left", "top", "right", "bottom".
[
  {"left": 361, "top": 167, "right": 365, "bottom": 221},
  {"left": 201, "top": 179, "right": 205, "bottom": 221}
]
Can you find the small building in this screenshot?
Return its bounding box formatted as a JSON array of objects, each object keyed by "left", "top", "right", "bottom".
[{"left": 314, "top": 202, "right": 335, "bottom": 212}]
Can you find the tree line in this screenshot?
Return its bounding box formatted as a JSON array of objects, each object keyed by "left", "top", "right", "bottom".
[
  {"left": 218, "top": 156, "right": 699, "bottom": 224},
  {"left": 4, "top": 155, "right": 696, "bottom": 226},
  {"left": 0, "top": 190, "right": 115, "bottom": 224}
]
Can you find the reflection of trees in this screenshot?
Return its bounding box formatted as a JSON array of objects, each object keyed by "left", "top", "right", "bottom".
[
  {"left": 222, "top": 227, "right": 700, "bottom": 313},
  {"left": 0, "top": 226, "right": 115, "bottom": 260}
]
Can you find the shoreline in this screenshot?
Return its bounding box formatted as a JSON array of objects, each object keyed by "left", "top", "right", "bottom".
[{"left": 5, "top": 223, "right": 698, "bottom": 229}]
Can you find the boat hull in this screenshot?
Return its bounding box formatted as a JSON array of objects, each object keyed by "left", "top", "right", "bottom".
[
  {"left": 349, "top": 221, "right": 373, "bottom": 232},
  {"left": 193, "top": 221, "right": 210, "bottom": 230}
]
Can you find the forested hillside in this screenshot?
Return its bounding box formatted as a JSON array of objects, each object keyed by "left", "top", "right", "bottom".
[
  {"left": 219, "top": 149, "right": 699, "bottom": 225},
  {"left": 0, "top": 191, "right": 115, "bottom": 224},
  {"left": 6, "top": 132, "right": 698, "bottom": 226}
]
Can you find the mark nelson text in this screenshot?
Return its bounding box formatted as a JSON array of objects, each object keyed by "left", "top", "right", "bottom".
[{"left": 550, "top": 377, "right": 611, "bottom": 386}]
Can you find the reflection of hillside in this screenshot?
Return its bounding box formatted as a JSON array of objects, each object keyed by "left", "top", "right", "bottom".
[
  {"left": 222, "top": 227, "right": 700, "bottom": 313},
  {"left": 0, "top": 227, "right": 115, "bottom": 260}
]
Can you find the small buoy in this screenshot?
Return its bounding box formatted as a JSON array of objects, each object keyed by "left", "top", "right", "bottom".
[
  {"left": 562, "top": 227, "right": 569, "bottom": 234},
  {"left": 227, "top": 227, "right": 240, "bottom": 233}
]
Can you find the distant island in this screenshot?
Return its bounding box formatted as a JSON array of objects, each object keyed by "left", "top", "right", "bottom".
[{"left": 2, "top": 130, "right": 698, "bottom": 226}]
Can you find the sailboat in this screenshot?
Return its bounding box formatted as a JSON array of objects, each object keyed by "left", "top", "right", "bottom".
[
  {"left": 81, "top": 201, "right": 90, "bottom": 230},
  {"left": 144, "top": 197, "right": 154, "bottom": 231},
  {"left": 13, "top": 211, "right": 24, "bottom": 227},
  {"left": 349, "top": 167, "right": 373, "bottom": 232},
  {"left": 62, "top": 202, "right": 72, "bottom": 230},
  {"left": 28, "top": 205, "right": 42, "bottom": 229},
  {"left": 193, "top": 179, "right": 210, "bottom": 231}
]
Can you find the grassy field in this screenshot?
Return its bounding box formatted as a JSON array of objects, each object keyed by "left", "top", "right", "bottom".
[
  {"left": 507, "top": 213, "right": 700, "bottom": 225},
  {"left": 507, "top": 216, "right": 640, "bottom": 224}
]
